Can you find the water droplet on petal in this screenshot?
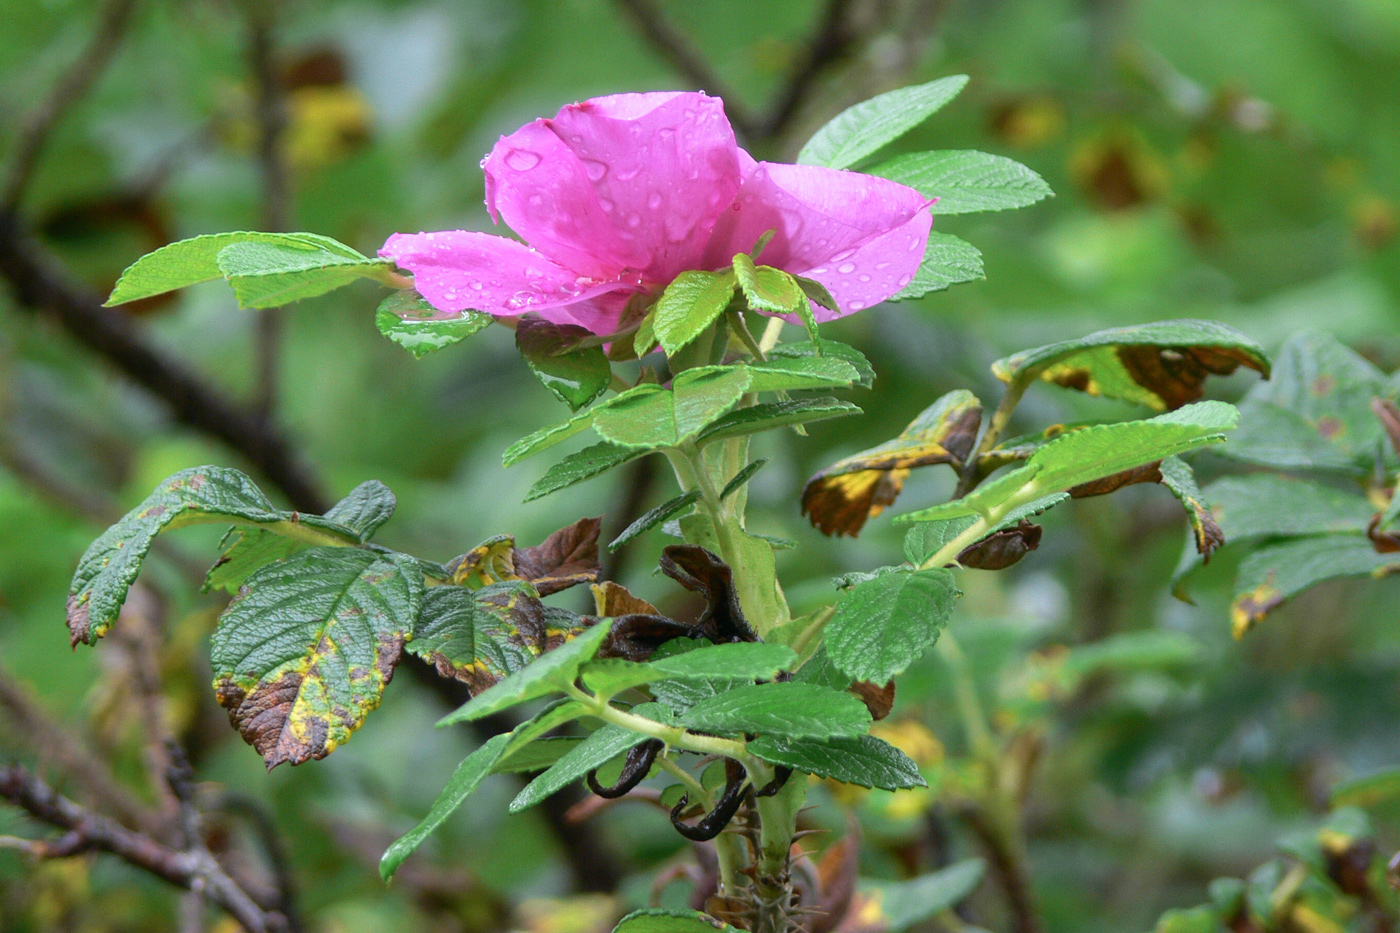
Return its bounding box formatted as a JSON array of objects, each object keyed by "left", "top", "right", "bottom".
[
  {"left": 527, "top": 194, "right": 544, "bottom": 207},
  {"left": 581, "top": 158, "right": 609, "bottom": 181},
  {"left": 504, "top": 148, "right": 542, "bottom": 171},
  {"left": 831, "top": 248, "right": 856, "bottom": 262},
  {"left": 617, "top": 165, "right": 641, "bottom": 181},
  {"left": 849, "top": 300, "right": 866, "bottom": 311},
  {"left": 897, "top": 274, "right": 912, "bottom": 287},
  {"left": 470, "top": 282, "right": 485, "bottom": 291},
  {"left": 626, "top": 213, "right": 642, "bottom": 228},
  {"left": 599, "top": 197, "right": 615, "bottom": 212},
  {"left": 647, "top": 192, "right": 664, "bottom": 210},
  {"left": 837, "top": 262, "right": 856, "bottom": 274},
  {"left": 874, "top": 261, "right": 891, "bottom": 270},
  {"left": 857, "top": 274, "right": 871, "bottom": 282},
  {"left": 808, "top": 267, "right": 827, "bottom": 275}
]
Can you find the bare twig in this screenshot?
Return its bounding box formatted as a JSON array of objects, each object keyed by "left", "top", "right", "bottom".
[
  {"left": 960, "top": 805, "right": 1045, "bottom": 933},
  {"left": 0, "top": 212, "right": 329, "bottom": 512},
  {"left": 0, "top": 763, "right": 286, "bottom": 933},
  {"left": 245, "top": 0, "right": 290, "bottom": 417},
  {"left": 612, "top": 0, "right": 759, "bottom": 139},
  {"left": 212, "top": 792, "right": 304, "bottom": 933},
  {"left": 758, "top": 0, "right": 859, "bottom": 141},
  {"left": 0, "top": 667, "right": 158, "bottom": 832},
  {"left": 1, "top": 0, "right": 140, "bottom": 211}
]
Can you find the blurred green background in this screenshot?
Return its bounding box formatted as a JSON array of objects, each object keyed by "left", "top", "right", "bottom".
[{"left": 3, "top": 0, "right": 1399, "bottom": 931}]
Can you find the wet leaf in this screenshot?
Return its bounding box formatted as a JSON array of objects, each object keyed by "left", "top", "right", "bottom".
[
  {"left": 593, "top": 368, "right": 751, "bottom": 449},
  {"left": 653, "top": 269, "right": 737, "bottom": 355},
  {"left": 798, "top": 75, "right": 969, "bottom": 169},
  {"left": 211, "top": 547, "right": 423, "bottom": 768},
  {"left": 68, "top": 466, "right": 360, "bottom": 645},
  {"left": 748, "top": 734, "right": 926, "bottom": 790},
  {"left": 515, "top": 315, "right": 611, "bottom": 411},
  {"left": 609, "top": 491, "right": 701, "bottom": 551},
  {"left": 902, "top": 494, "right": 1066, "bottom": 566},
  {"left": 524, "top": 442, "right": 642, "bottom": 502},
  {"left": 733, "top": 254, "right": 805, "bottom": 316},
  {"left": 720, "top": 459, "right": 767, "bottom": 501},
  {"left": 1230, "top": 536, "right": 1400, "bottom": 637},
  {"left": 1157, "top": 456, "right": 1224, "bottom": 562},
  {"left": 803, "top": 390, "right": 982, "bottom": 536},
  {"left": 406, "top": 582, "right": 587, "bottom": 693},
  {"left": 375, "top": 290, "right": 492, "bottom": 357},
  {"left": 679, "top": 682, "right": 871, "bottom": 739},
  {"left": 695, "top": 398, "right": 861, "bottom": 446},
  {"left": 871, "top": 149, "right": 1053, "bottom": 213},
  {"left": 827, "top": 568, "right": 958, "bottom": 683},
  {"left": 892, "top": 232, "right": 984, "bottom": 300},
  {"left": 510, "top": 719, "right": 655, "bottom": 812},
  {"left": 992, "top": 320, "right": 1270, "bottom": 411},
  {"left": 379, "top": 733, "right": 509, "bottom": 881},
  {"left": 323, "top": 480, "right": 397, "bottom": 541}
]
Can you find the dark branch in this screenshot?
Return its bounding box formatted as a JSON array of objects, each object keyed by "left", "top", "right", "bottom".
[
  {"left": 758, "top": 0, "right": 860, "bottom": 140},
  {"left": 0, "top": 763, "right": 286, "bottom": 933},
  {"left": 0, "top": 212, "right": 329, "bottom": 513},
  {"left": 1, "top": 0, "right": 140, "bottom": 211}
]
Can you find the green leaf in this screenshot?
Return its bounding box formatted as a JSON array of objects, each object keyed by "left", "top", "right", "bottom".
[
  {"left": 891, "top": 232, "right": 984, "bottom": 300},
  {"left": 902, "top": 494, "right": 1066, "bottom": 565},
  {"left": 767, "top": 340, "right": 875, "bottom": 388},
  {"left": 748, "top": 734, "right": 925, "bottom": 790},
  {"left": 1230, "top": 536, "right": 1400, "bottom": 637},
  {"left": 991, "top": 319, "right": 1271, "bottom": 411},
  {"left": 502, "top": 413, "right": 596, "bottom": 467},
  {"left": 524, "top": 443, "right": 642, "bottom": 503},
  {"left": 516, "top": 316, "right": 611, "bottom": 411},
  {"left": 210, "top": 548, "right": 424, "bottom": 768},
  {"left": 510, "top": 721, "right": 651, "bottom": 812},
  {"left": 651, "top": 642, "right": 797, "bottom": 681},
  {"left": 653, "top": 270, "right": 737, "bottom": 355},
  {"left": 678, "top": 682, "right": 870, "bottom": 739},
  {"left": 376, "top": 291, "right": 492, "bottom": 358},
  {"left": 1219, "top": 330, "right": 1390, "bottom": 471},
  {"left": 204, "top": 528, "right": 301, "bottom": 595},
  {"left": 1331, "top": 767, "right": 1400, "bottom": 808},
  {"left": 803, "top": 390, "right": 982, "bottom": 537},
  {"left": 1171, "top": 473, "right": 1374, "bottom": 598},
  {"left": 864, "top": 860, "right": 987, "bottom": 932},
  {"left": 105, "top": 231, "right": 385, "bottom": 306},
  {"left": 613, "top": 908, "right": 740, "bottom": 933},
  {"left": 871, "top": 150, "right": 1052, "bottom": 214},
  {"left": 406, "top": 583, "right": 587, "bottom": 694},
  {"left": 439, "top": 622, "right": 611, "bottom": 724},
  {"left": 720, "top": 459, "right": 768, "bottom": 501},
  {"left": 827, "top": 568, "right": 958, "bottom": 683},
  {"left": 217, "top": 238, "right": 393, "bottom": 308},
  {"left": 744, "top": 356, "right": 862, "bottom": 392},
  {"left": 797, "top": 75, "right": 970, "bottom": 170},
  {"left": 492, "top": 736, "right": 586, "bottom": 773},
  {"left": 898, "top": 401, "right": 1238, "bottom": 524},
  {"left": 67, "top": 466, "right": 360, "bottom": 645},
  {"left": 696, "top": 398, "right": 861, "bottom": 446},
  {"left": 733, "top": 254, "right": 805, "bottom": 316},
  {"left": 593, "top": 367, "right": 751, "bottom": 449},
  {"left": 609, "top": 490, "right": 701, "bottom": 551},
  {"left": 492, "top": 699, "right": 592, "bottom": 772},
  {"left": 324, "top": 480, "right": 396, "bottom": 542},
  {"left": 379, "top": 732, "right": 509, "bottom": 881}
]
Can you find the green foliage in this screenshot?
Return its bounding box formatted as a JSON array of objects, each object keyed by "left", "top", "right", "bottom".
[
  {"left": 608, "top": 490, "right": 700, "bottom": 550},
  {"left": 863, "top": 860, "right": 987, "bottom": 932},
  {"left": 797, "top": 75, "right": 969, "bottom": 169},
  {"left": 826, "top": 568, "right": 958, "bottom": 683},
  {"left": 747, "top": 735, "right": 925, "bottom": 790},
  {"left": 210, "top": 547, "right": 423, "bottom": 768},
  {"left": 871, "top": 150, "right": 1053, "bottom": 214},
  {"left": 375, "top": 290, "right": 493, "bottom": 357},
  {"left": 524, "top": 442, "right": 641, "bottom": 502},
  {"left": 439, "top": 623, "right": 611, "bottom": 724},
  {"left": 515, "top": 317, "right": 611, "bottom": 411},
  {"left": 891, "top": 232, "right": 984, "bottom": 300},
  {"left": 509, "top": 720, "right": 654, "bottom": 812},
  {"left": 612, "top": 909, "right": 740, "bottom": 933},
  {"left": 652, "top": 269, "right": 737, "bottom": 355},
  {"left": 678, "top": 682, "right": 871, "bottom": 739}
]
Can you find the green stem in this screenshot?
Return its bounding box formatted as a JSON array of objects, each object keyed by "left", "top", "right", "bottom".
[
  {"left": 758, "top": 316, "right": 785, "bottom": 353},
  {"left": 730, "top": 310, "right": 768, "bottom": 362},
  {"left": 938, "top": 633, "right": 995, "bottom": 761},
  {"left": 562, "top": 684, "right": 757, "bottom": 767},
  {"left": 954, "top": 381, "right": 1027, "bottom": 499}
]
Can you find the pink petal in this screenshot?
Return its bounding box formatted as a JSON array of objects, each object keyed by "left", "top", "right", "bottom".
[
  {"left": 482, "top": 121, "right": 647, "bottom": 279},
  {"left": 701, "top": 161, "right": 931, "bottom": 318},
  {"left": 545, "top": 92, "right": 742, "bottom": 282},
  {"left": 379, "top": 231, "right": 635, "bottom": 325}
]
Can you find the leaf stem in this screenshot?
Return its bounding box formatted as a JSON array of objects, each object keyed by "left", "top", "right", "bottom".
[
  {"left": 954, "top": 381, "right": 1027, "bottom": 499},
  {"left": 562, "top": 684, "right": 753, "bottom": 764},
  {"left": 758, "top": 315, "right": 785, "bottom": 353}
]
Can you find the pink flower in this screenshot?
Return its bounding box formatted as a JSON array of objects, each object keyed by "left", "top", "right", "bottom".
[{"left": 380, "top": 92, "right": 932, "bottom": 335}]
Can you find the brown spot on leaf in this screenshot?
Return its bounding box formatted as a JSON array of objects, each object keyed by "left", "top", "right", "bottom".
[
  {"left": 803, "top": 399, "right": 982, "bottom": 537},
  {"left": 1314, "top": 416, "right": 1345, "bottom": 441},
  {"left": 957, "top": 520, "right": 1043, "bottom": 570},
  {"left": 1231, "top": 580, "right": 1283, "bottom": 639},
  {"left": 1069, "top": 462, "right": 1164, "bottom": 498},
  {"left": 1117, "top": 344, "right": 1263, "bottom": 410},
  {"left": 1312, "top": 374, "right": 1337, "bottom": 397},
  {"left": 66, "top": 594, "right": 91, "bottom": 648}
]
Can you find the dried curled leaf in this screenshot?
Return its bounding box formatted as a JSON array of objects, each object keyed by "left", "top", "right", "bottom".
[
  {"left": 956, "top": 520, "right": 1042, "bottom": 570},
  {"left": 591, "top": 581, "right": 661, "bottom": 617},
  {"left": 851, "top": 679, "right": 896, "bottom": 721},
  {"left": 448, "top": 517, "right": 601, "bottom": 596},
  {"left": 659, "top": 545, "right": 758, "bottom": 644},
  {"left": 803, "top": 390, "right": 982, "bottom": 537}
]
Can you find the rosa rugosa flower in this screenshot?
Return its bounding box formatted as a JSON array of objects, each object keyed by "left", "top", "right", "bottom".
[{"left": 380, "top": 91, "right": 932, "bottom": 335}]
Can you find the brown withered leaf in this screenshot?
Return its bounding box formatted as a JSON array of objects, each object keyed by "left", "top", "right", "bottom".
[
  {"left": 591, "top": 580, "right": 661, "bottom": 617},
  {"left": 513, "top": 517, "right": 601, "bottom": 595},
  {"left": 803, "top": 391, "right": 982, "bottom": 537},
  {"left": 957, "top": 520, "right": 1042, "bottom": 570},
  {"left": 1067, "top": 456, "right": 1224, "bottom": 560},
  {"left": 659, "top": 545, "right": 758, "bottom": 644},
  {"left": 1068, "top": 461, "right": 1164, "bottom": 498},
  {"left": 599, "top": 613, "right": 697, "bottom": 662},
  {"left": 1372, "top": 397, "right": 1400, "bottom": 459},
  {"left": 1115, "top": 344, "right": 1258, "bottom": 410},
  {"left": 850, "top": 680, "right": 895, "bottom": 721},
  {"left": 1368, "top": 513, "right": 1400, "bottom": 554},
  {"left": 448, "top": 517, "right": 601, "bottom": 596}
]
